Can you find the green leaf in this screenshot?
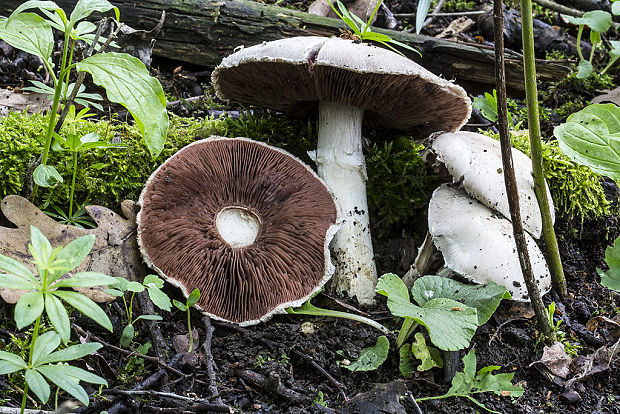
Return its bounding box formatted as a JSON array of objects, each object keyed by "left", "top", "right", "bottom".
[
  {"left": 15, "top": 291, "right": 45, "bottom": 329},
  {"left": 187, "top": 289, "right": 200, "bottom": 307},
  {"left": 9, "top": 1, "right": 62, "bottom": 18},
  {"left": 52, "top": 272, "right": 116, "bottom": 289},
  {"left": 410, "top": 332, "right": 443, "bottom": 371},
  {"left": 37, "top": 364, "right": 90, "bottom": 406},
  {"left": 473, "top": 92, "right": 499, "bottom": 122},
  {"left": 53, "top": 290, "right": 112, "bottom": 331},
  {"left": 613, "top": 2, "right": 620, "bottom": 16},
  {"left": 37, "top": 342, "right": 102, "bottom": 365},
  {"left": 399, "top": 344, "right": 415, "bottom": 379},
  {"left": 125, "top": 281, "right": 145, "bottom": 293},
  {"left": 147, "top": 286, "right": 172, "bottom": 312},
  {"left": 31, "top": 331, "right": 61, "bottom": 366},
  {"left": 33, "top": 164, "right": 63, "bottom": 188},
  {"left": 344, "top": 336, "right": 389, "bottom": 372},
  {"left": 0, "top": 254, "right": 38, "bottom": 285},
  {"left": 29, "top": 226, "right": 52, "bottom": 268},
  {"left": 598, "top": 234, "right": 620, "bottom": 292},
  {"left": 415, "top": 0, "right": 431, "bottom": 34},
  {"left": 173, "top": 299, "right": 186, "bottom": 312},
  {"left": 134, "top": 314, "right": 163, "bottom": 321},
  {"left": 375, "top": 273, "right": 410, "bottom": 302},
  {"left": 0, "top": 13, "right": 53, "bottom": 62},
  {"left": 49, "top": 234, "right": 95, "bottom": 281},
  {"left": 0, "top": 351, "right": 27, "bottom": 374},
  {"left": 77, "top": 53, "right": 168, "bottom": 158},
  {"left": 553, "top": 103, "right": 620, "bottom": 180},
  {"left": 45, "top": 293, "right": 70, "bottom": 343},
  {"left": 70, "top": 0, "right": 119, "bottom": 26},
  {"left": 590, "top": 30, "right": 601, "bottom": 46},
  {"left": 576, "top": 59, "right": 593, "bottom": 79},
  {"left": 58, "top": 364, "right": 107, "bottom": 385},
  {"left": 120, "top": 324, "right": 134, "bottom": 347},
  {"left": 144, "top": 274, "right": 164, "bottom": 289},
  {"left": 565, "top": 10, "right": 613, "bottom": 32},
  {"left": 26, "top": 369, "right": 50, "bottom": 403},
  {"left": 0, "top": 273, "right": 38, "bottom": 290},
  {"left": 112, "top": 276, "right": 128, "bottom": 292},
  {"left": 410, "top": 276, "right": 510, "bottom": 325}
]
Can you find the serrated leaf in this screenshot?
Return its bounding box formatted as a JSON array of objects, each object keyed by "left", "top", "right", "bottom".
[
  {"left": 120, "top": 324, "right": 134, "bottom": 347},
  {"left": 33, "top": 164, "right": 63, "bottom": 188},
  {"left": 410, "top": 276, "right": 510, "bottom": 325},
  {"left": 37, "top": 364, "right": 90, "bottom": 406},
  {"left": 147, "top": 286, "right": 171, "bottom": 312},
  {"left": 37, "top": 342, "right": 102, "bottom": 365},
  {"left": 598, "top": 234, "right": 620, "bottom": 292},
  {"left": 126, "top": 281, "right": 145, "bottom": 293},
  {"left": 77, "top": 53, "right": 168, "bottom": 158},
  {"left": 410, "top": 332, "right": 443, "bottom": 371},
  {"left": 473, "top": 93, "right": 498, "bottom": 122},
  {"left": 344, "top": 336, "right": 389, "bottom": 372},
  {"left": 0, "top": 13, "right": 53, "bottom": 62},
  {"left": 15, "top": 291, "right": 44, "bottom": 329},
  {"left": 45, "top": 294, "right": 70, "bottom": 343},
  {"left": 26, "top": 369, "right": 50, "bottom": 403},
  {"left": 553, "top": 103, "right": 620, "bottom": 180},
  {"left": 53, "top": 290, "right": 112, "bottom": 331},
  {"left": 144, "top": 274, "right": 164, "bottom": 289}
]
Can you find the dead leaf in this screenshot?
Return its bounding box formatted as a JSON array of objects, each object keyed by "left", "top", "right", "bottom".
[
  {"left": 536, "top": 342, "right": 572, "bottom": 379},
  {"left": 437, "top": 17, "right": 476, "bottom": 40},
  {"left": 0, "top": 88, "right": 51, "bottom": 117},
  {"left": 591, "top": 87, "right": 620, "bottom": 105},
  {"left": 0, "top": 195, "right": 143, "bottom": 303}
]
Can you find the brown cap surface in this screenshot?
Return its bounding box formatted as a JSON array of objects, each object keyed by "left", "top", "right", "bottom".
[
  {"left": 138, "top": 137, "right": 339, "bottom": 325},
  {"left": 213, "top": 36, "right": 471, "bottom": 137}
]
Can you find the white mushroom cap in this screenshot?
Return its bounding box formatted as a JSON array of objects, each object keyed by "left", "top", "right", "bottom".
[
  {"left": 431, "top": 131, "right": 554, "bottom": 239},
  {"left": 428, "top": 184, "right": 551, "bottom": 301}
]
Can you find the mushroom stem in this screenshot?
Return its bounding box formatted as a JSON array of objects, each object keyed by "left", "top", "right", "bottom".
[{"left": 313, "top": 101, "right": 377, "bottom": 305}]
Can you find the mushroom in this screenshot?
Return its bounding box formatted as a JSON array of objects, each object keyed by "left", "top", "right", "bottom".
[
  {"left": 428, "top": 184, "right": 551, "bottom": 301},
  {"left": 137, "top": 136, "right": 339, "bottom": 325},
  {"left": 212, "top": 36, "right": 471, "bottom": 304},
  {"left": 430, "top": 131, "right": 554, "bottom": 238}
]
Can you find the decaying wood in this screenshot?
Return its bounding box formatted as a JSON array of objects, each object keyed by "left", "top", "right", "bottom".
[
  {"left": 0, "top": 195, "right": 142, "bottom": 303},
  {"left": 235, "top": 369, "right": 311, "bottom": 405},
  {"left": 0, "top": 0, "right": 571, "bottom": 93}
]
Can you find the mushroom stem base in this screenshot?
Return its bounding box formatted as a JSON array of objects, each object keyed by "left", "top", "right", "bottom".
[{"left": 313, "top": 101, "right": 377, "bottom": 305}]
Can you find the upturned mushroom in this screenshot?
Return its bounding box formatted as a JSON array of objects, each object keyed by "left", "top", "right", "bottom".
[
  {"left": 137, "top": 137, "right": 339, "bottom": 325},
  {"left": 212, "top": 36, "right": 471, "bottom": 304}
]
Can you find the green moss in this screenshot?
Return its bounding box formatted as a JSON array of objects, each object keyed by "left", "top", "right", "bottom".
[{"left": 486, "top": 130, "right": 612, "bottom": 223}]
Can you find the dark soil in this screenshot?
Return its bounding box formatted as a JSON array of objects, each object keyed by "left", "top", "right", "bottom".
[{"left": 1, "top": 0, "right": 620, "bottom": 413}]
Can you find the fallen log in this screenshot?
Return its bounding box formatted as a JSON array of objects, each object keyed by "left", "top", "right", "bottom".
[{"left": 0, "top": 0, "right": 570, "bottom": 93}]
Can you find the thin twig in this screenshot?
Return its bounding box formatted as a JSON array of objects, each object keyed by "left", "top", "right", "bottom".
[
  {"left": 531, "top": 0, "right": 583, "bottom": 17},
  {"left": 202, "top": 316, "right": 221, "bottom": 402},
  {"left": 423, "top": 0, "right": 445, "bottom": 29},
  {"left": 395, "top": 10, "right": 485, "bottom": 18},
  {"left": 381, "top": 3, "right": 398, "bottom": 30},
  {"left": 235, "top": 369, "right": 310, "bottom": 405},
  {"left": 144, "top": 403, "right": 232, "bottom": 413}
]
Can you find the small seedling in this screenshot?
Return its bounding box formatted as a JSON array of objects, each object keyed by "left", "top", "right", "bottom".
[
  {"left": 0, "top": 226, "right": 114, "bottom": 411},
  {"left": 173, "top": 289, "right": 200, "bottom": 353},
  {"left": 106, "top": 274, "right": 172, "bottom": 347}
]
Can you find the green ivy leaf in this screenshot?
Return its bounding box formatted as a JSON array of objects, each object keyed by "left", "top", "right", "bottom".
[
  {"left": 410, "top": 332, "right": 443, "bottom": 371},
  {"left": 33, "top": 164, "right": 63, "bottom": 188},
  {"left": 0, "top": 13, "right": 53, "bottom": 62},
  {"left": 77, "top": 53, "right": 168, "bottom": 158},
  {"left": 598, "top": 234, "right": 620, "bottom": 292},
  {"left": 553, "top": 103, "right": 620, "bottom": 180},
  {"left": 344, "top": 336, "right": 389, "bottom": 372}
]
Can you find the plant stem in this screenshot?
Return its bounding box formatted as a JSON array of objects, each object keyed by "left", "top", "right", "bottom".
[
  {"left": 576, "top": 26, "right": 585, "bottom": 60},
  {"left": 68, "top": 151, "right": 78, "bottom": 221},
  {"left": 21, "top": 315, "right": 43, "bottom": 414},
  {"left": 498, "top": 1, "right": 556, "bottom": 344},
  {"left": 187, "top": 309, "right": 193, "bottom": 353},
  {"left": 520, "top": 0, "right": 567, "bottom": 300},
  {"left": 286, "top": 307, "right": 390, "bottom": 334}
]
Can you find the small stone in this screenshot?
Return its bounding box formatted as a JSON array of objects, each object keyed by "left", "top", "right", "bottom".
[
  {"left": 302, "top": 321, "right": 317, "bottom": 335},
  {"left": 559, "top": 389, "right": 582, "bottom": 404}
]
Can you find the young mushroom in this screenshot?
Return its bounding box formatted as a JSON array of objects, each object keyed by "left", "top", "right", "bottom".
[
  {"left": 137, "top": 137, "right": 339, "bottom": 325},
  {"left": 212, "top": 36, "right": 471, "bottom": 304}
]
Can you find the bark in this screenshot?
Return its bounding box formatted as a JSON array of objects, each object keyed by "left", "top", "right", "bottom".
[{"left": 0, "top": 0, "right": 571, "bottom": 93}]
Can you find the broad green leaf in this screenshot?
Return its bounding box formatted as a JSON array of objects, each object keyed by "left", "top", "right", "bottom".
[
  {"left": 399, "top": 344, "right": 415, "bottom": 379},
  {"left": 77, "top": 53, "right": 168, "bottom": 158},
  {"left": 613, "top": 2, "right": 620, "bottom": 15},
  {"left": 173, "top": 299, "right": 186, "bottom": 312},
  {"left": 361, "top": 32, "right": 392, "bottom": 43},
  {"left": 120, "top": 324, "right": 134, "bottom": 347},
  {"left": 553, "top": 103, "right": 620, "bottom": 179},
  {"left": 45, "top": 293, "right": 71, "bottom": 343},
  {"left": 0, "top": 351, "right": 27, "bottom": 374},
  {"left": 344, "top": 336, "right": 389, "bottom": 372},
  {"left": 0, "top": 13, "right": 53, "bottom": 61},
  {"left": 375, "top": 272, "right": 410, "bottom": 302},
  {"left": 410, "top": 332, "right": 443, "bottom": 371},
  {"left": 144, "top": 274, "right": 164, "bottom": 289},
  {"left": 29, "top": 226, "right": 52, "bottom": 268},
  {"left": 565, "top": 10, "right": 613, "bottom": 32},
  {"left": 26, "top": 369, "right": 51, "bottom": 403},
  {"left": 410, "top": 276, "right": 510, "bottom": 325},
  {"left": 49, "top": 234, "right": 95, "bottom": 281},
  {"left": 187, "top": 289, "right": 200, "bottom": 307},
  {"left": 53, "top": 272, "right": 116, "bottom": 289},
  {"left": 103, "top": 288, "right": 124, "bottom": 297},
  {"left": 135, "top": 314, "right": 163, "bottom": 322},
  {"left": 415, "top": 0, "right": 432, "bottom": 34},
  {"left": 10, "top": 1, "right": 61, "bottom": 17},
  {"left": 590, "top": 30, "right": 601, "bottom": 46},
  {"left": 38, "top": 342, "right": 102, "bottom": 365},
  {"left": 473, "top": 92, "right": 499, "bottom": 122},
  {"left": 53, "top": 290, "right": 112, "bottom": 331},
  {"left": 0, "top": 273, "right": 38, "bottom": 290},
  {"left": 576, "top": 59, "right": 593, "bottom": 79},
  {"left": 0, "top": 254, "right": 37, "bottom": 284},
  {"left": 31, "top": 331, "right": 61, "bottom": 368},
  {"left": 598, "top": 234, "right": 620, "bottom": 292},
  {"left": 33, "top": 164, "right": 63, "bottom": 188},
  {"left": 126, "top": 281, "right": 145, "bottom": 293},
  {"left": 447, "top": 348, "right": 477, "bottom": 395},
  {"left": 37, "top": 364, "right": 90, "bottom": 406},
  {"left": 70, "top": 0, "right": 119, "bottom": 27},
  {"left": 15, "top": 291, "right": 45, "bottom": 329},
  {"left": 112, "top": 276, "right": 128, "bottom": 292},
  {"left": 147, "top": 286, "right": 172, "bottom": 312}
]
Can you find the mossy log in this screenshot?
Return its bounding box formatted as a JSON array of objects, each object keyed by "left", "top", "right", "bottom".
[{"left": 0, "top": 0, "right": 570, "bottom": 93}]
